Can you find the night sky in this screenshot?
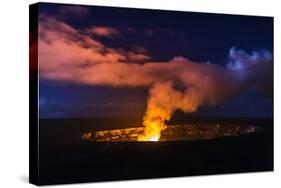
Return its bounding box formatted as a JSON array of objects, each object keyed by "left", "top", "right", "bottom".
[{"left": 38, "top": 3, "right": 273, "bottom": 118}]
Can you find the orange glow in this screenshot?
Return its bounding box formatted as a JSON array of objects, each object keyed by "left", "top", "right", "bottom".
[
  {"left": 137, "top": 116, "right": 166, "bottom": 142},
  {"left": 82, "top": 124, "right": 256, "bottom": 142},
  {"left": 148, "top": 135, "right": 159, "bottom": 142}
]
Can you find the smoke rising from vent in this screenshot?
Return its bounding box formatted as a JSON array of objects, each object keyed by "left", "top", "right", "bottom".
[{"left": 38, "top": 16, "right": 273, "bottom": 141}]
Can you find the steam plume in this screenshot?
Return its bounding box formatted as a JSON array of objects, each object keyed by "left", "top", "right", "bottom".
[
  {"left": 38, "top": 16, "right": 273, "bottom": 141},
  {"left": 138, "top": 50, "right": 272, "bottom": 140}
]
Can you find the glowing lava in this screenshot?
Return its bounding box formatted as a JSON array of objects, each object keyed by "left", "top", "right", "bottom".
[
  {"left": 148, "top": 135, "right": 159, "bottom": 142},
  {"left": 137, "top": 117, "right": 165, "bottom": 142},
  {"left": 82, "top": 124, "right": 257, "bottom": 142}
]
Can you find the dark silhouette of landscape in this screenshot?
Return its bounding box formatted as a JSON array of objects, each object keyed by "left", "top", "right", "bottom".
[{"left": 38, "top": 117, "right": 273, "bottom": 185}]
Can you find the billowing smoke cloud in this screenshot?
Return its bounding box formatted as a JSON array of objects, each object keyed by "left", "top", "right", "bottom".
[
  {"left": 38, "top": 16, "right": 273, "bottom": 141},
  {"left": 138, "top": 51, "right": 273, "bottom": 141}
]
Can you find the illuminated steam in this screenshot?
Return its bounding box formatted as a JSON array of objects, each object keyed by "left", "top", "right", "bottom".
[
  {"left": 38, "top": 16, "right": 273, "bottom": 141},
  {"left": 138, "top": 49, "right": 272, "bottom": 141}
]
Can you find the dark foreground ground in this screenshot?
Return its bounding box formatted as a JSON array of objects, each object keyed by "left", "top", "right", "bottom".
[{"left": 38, "top": 117, "right": 273, "bottom": 185}]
